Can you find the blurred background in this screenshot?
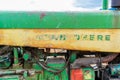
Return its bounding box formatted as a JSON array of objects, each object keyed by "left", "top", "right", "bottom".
[{"left": 0, "top": 0, "right": 111, "bottom": 11}]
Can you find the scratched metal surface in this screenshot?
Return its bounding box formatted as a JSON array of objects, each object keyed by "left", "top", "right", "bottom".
[{"left": 0, "top": 29, "right": 119, "bottom": 52}]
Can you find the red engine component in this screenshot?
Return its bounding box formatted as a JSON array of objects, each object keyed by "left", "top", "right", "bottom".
[{"left": 71, "top": 69, "right": 83, "bottom": 80}]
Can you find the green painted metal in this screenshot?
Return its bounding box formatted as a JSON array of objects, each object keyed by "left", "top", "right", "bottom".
[
  {"left": 44, "top": 59, "right": 68, "bottom": 80},
  {"left": 0, "top": 11, "right": 120, "bottom": 29},
  {"left": 70, "top": 53, "right": 77, "bottom": 63},
  {"left": 33, "top": 63, "right": 42, "bottom": 70},
  {"left": 0, "top": 76, "right": 19, "bottom": 80},
  {"left": 13, "top": 48, "right": 19, "bottom": 64},
  {"left": 23, "top": 53, "right": 30, "bottom": 61},
  {"left": 0, "top": 70, "right": 41, "bottom": 80},
  {"left": 102, "top": 0, "right": 108, "bottom": 10}
]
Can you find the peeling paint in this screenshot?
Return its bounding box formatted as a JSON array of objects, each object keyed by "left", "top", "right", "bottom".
[{"left": 0, "top": 29, "right": 119, "bottom": 52}]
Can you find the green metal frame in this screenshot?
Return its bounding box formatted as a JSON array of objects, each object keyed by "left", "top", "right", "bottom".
[{"left": 0, "top": 11, "right": 120, "bottom": 29}]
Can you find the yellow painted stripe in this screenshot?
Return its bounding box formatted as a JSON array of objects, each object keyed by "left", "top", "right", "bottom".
[{"left": 0, "top": 29, "right": 119, "bottom": 52}]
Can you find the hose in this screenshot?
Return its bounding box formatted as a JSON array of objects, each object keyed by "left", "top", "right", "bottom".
[{"left": 72, "top": 53, "right": 119, "bottom": 68}]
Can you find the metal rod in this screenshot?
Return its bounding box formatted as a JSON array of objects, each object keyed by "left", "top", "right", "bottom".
[
  {"left": 14, "top": 48, "right": 19, "bottom": 64},
  {"left": 103, "top": 0, "right": 108, "bottom": 10}
]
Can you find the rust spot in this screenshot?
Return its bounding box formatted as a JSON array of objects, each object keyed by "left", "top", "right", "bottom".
[{"left": 40, "top": 13, "right": 46, "bottom": 20}]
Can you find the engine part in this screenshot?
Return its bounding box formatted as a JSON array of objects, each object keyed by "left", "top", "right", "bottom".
[
  {"left": 102, "top": 70, "right": 120, "bottom": 80},
  {"left": 102, "top": 64, "right": 120, "bottom": 80},
  {"left": 109, "top": 64, "right": 120, "bottom": 76},
  {"left": 0, "top": 70, "right": 42, "bottom": 80},
  {"left": 0, "top": 53, "right": 11, "bottom": 69},
  {"left": 71, "top": 69, "right": 83, "bottom": 80},
  {"left": 72, "top": 54, "right": 119, "bottom": 68},
  {"left": 44, "top": 58, "right": 68, "bottom": 80},
  {"left": 0, "top": 46, "right": 12, "bottom": 69},
  {"left": 71, "top": 68, "right": 95, "bottom": 80},
  {"left": 83, "top": 68, "right": 95, "bottom": 80}
]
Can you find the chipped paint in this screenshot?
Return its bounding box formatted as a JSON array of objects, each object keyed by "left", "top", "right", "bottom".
[
  {"left": 0, "top": 29, "right": 119, "bottom": 52},
  {"left": 40, "top": 12, "right": 46, "bottom": 20}
]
